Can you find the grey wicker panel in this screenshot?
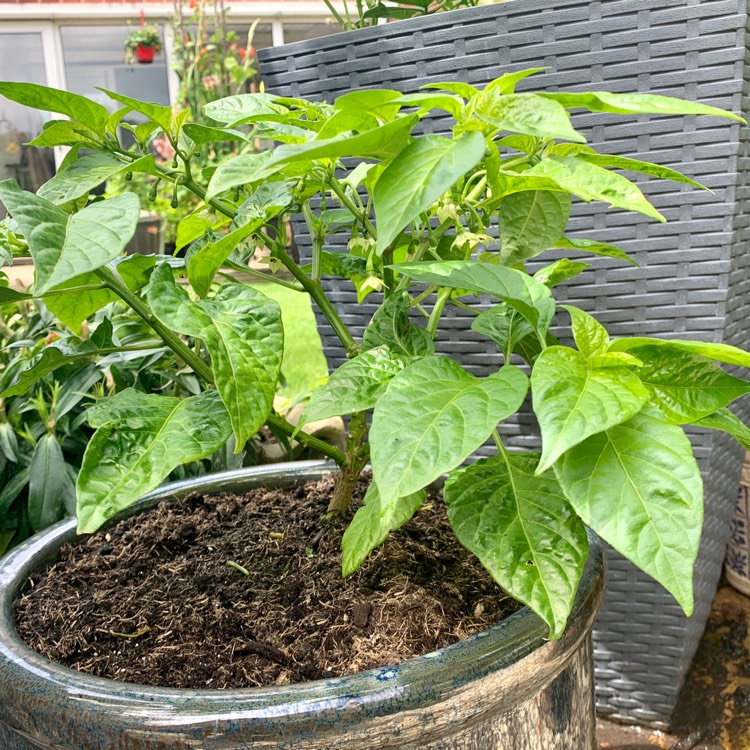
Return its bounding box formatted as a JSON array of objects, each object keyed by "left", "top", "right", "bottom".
[{"left": 259, "top": 0, "right": 750, "bottom": 728}]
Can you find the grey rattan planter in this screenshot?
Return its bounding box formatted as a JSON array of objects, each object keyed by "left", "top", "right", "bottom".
[
  {"left": 258, "top": 0, "right": 750, "bottom": 728},
  {"left": 0, "top": 462, "right": 605, "bottom": 750}
]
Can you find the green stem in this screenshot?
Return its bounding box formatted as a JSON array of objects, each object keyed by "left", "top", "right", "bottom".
[
  {"left": 327, "top": 411, "right": 368, "bottom": 514},
  {"left": 302, "top": 200, "right": 322, "bottom": 282},
  {"left": 427, "top": 287, "right": 452, "bottom": 339},
  {"left": 35, "top": 283, "right": 108, "bottom": 299},
  {"left": 222, "top": 261, "right": 304, "bottom": 292},
  {"left": 321, "top": 0, "right": 347, "bottom": 27},
  {"left": 328, "top": 177, "right": 377, "bottom": 239},
  {"left": 95, "top": 265, "right": 346, "bottom": 465},
  {"left": 409, "top": 285, "right": 437, "bottom": 307}
]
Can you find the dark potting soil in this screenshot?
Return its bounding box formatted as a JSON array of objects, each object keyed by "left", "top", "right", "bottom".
[{"left": 14, "top": 475, "right": 520, "bottom": 690}]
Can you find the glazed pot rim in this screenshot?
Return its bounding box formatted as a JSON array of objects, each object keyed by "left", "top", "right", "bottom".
[{"left": 0, "top": 460, "right": 604, "bottom": 720}]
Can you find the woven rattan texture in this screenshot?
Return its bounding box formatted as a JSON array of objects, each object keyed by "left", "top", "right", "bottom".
[{"left": 259, "top": 0, "right": 750, "bottom": 727}]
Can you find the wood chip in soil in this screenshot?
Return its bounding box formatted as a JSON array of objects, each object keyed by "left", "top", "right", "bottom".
[{"left": 14, "top": 474, "right": 520, "bottom": 690}]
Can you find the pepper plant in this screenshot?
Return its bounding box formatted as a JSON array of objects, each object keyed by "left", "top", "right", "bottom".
[{"left": 1, "top": 71, "right": 749, "bottom": 637}]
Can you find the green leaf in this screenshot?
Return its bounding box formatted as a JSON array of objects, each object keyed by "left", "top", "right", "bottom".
[
  {"left": 362, "top": 291, "right": 434, "bottom": 357},
  {"left": 0, "top": 81, "right": 110, "bottom": 132},
  {"left": 99, "top": 89, "right": 175, "bottom": 134},
  {"left": 539, "top": 91, "right": 744, "bottom": 122},
  {"left": 374, "top": 132, "right": 486, "bottom": 254},
  {"left": 176, "top": 212, "right": 215, "bottom": 253},
  {"left": 389, "top": 93, "right": 463, "bottom": 119},
  {"left": 299, "top": 346, "right": 409, "bottom": 427},
  {"left": 562, "top": 305, "right": 609, "bottom": 358},
  {"left": 2, "top": 347, "right": 75, "bottom": 398},
  {"left": 533, "top": 259, "right": 590, "bottom": 288},
  {"left": 551, "top": 236, "right": 637, "bottom": 265},
  {"left": 370, "top": 357, "right": 529, "bottom": 502},
  {"left": 45, "top": 254, "right": 155, "bottom": 334},
  {"left": 484, "top": 68, "right": 548, "bottom": 95},
  {"left": 0, "top": 287, "right": 32, "bottom": 304},
  {"left": 625, "top": 345, "right": 750, "bottom": 423},
  {"left": 334, "top": 89, "right": 403, "bottom": 121},
  {"left": 421, "top": 81, "right": 480, "bottom": 100},
  {"left": 693, "top": 408, "right": 750, "bottom": 449},
  {"left": 532, "top": 346, "right": 648, "bottom": 473},
  {"left": 207, "top": 116, "right": 418, "bottom": 200},
  {"left": 471, "top": 304, "right": 533, "bottom": 356},
  {"left": 0, "top": 182, "right": 140, "bottom": 294},
  {"left": 187, "top": 222, "right": 257, "bottom": 297},
  {"left": 391, "top": 260, "right": 555, "bottom": 335},
  {"left": 0, "top": 468, "right": 30, "bottom": 517},
  {"left": 587, "top": 352, "right": 643, "bottom": 369},
  {"left": 476, "top": 91, "right": 586, "bottom": 143},
  {"left": 342, "top": 482, "right": 426, "bottom": 576},
  {"left": 575, "top": 153, "right": 708, "bottom": 191},
  {"left": 77, "top": 389, "right": 232, "bottom": 533},
  {"left": 444, "top": 453, "right": 588, "bottom": 638},
  {"left": 203, "top": 92, "right": 285, "bottom": 126},
  {"left": 28, "top": 434, "right": 66, "bottom": 532},
  {"left": 27, "top": 120, "right": 101, "bottom": 148},
  {"left": 608, "top": 337, "right": 750, "bottom": 369},
  {"left": 183, "top": 123, "right": 247, "bottom": 145},
  {"left": 527, "top": 155, "right": 664, "bottom": 221},
  {"left": 498, "top": 191, "right": 572, "bottom": 265},
  {"left": 148, "top": 264, "right": 283, "bottom": 447},
  {"left": 555, "top": 408, "right": 703, "bottom": 615},
  {"left": 37, "top": 154, "right": 154, "bottom": 205}
]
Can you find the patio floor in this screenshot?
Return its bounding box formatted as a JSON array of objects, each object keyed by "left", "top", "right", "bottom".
[{"left": 597, "top": 581, "right": 750, "bottom": 750}]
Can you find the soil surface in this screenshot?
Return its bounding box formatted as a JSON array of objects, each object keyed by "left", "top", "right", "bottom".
[{"left": 15, "top": 475, "right": 519, "bottom": 689}]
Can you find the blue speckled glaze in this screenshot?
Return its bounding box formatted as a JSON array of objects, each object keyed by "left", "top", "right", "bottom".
[{"left": 0, "top": 461, "right": 605, "bottom": 749}]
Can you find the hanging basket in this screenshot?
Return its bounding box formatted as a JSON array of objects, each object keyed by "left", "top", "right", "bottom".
[
  {"left": 725, "top": 452, "right": 750, "bottom": 596},
  {"left": 135, "top": 44, "right": 156, "bottom": 64}
]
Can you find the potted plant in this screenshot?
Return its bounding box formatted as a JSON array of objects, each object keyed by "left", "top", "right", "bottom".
[
  {"left": 257, "top": 0, "right": 750, "bottom": 726},
  {"left": 124, "top": 23, "right": 163, "bottom": 65},
  {"left": 0, "top": 74, "right": 746, "bottom": 747}
]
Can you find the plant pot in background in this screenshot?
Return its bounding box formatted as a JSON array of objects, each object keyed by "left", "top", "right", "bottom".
[
  {"left": 0, "top": 462, "right": 605, "bottom": 750},
  {"left": 725, "top": 452, "right": 750, "bottom": 597},
  {"left": 258, "top": 0, "right": 750, "bottom": 729},
  {"left": 135, "top": 44, "right": 156, "bottom": 64},
  {"left": 124, "top": 211, "right": 164, "bottom": 255}
]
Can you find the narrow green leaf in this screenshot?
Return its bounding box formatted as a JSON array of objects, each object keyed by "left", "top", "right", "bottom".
[
  {"left": 498, "top": 190, "right": 572, "bottom": 265},
  {"left": 389, "top": 93, "right": 463, "bottom": 119},
  {"left": 370, "top": 357, "right": 529, "bottom": 502},
  {"left": 527, "top": 155, "right": 664, "bottom": 221},
  {"left": 420, "top": 81, "right": 480, "bottom": 100},
  {"left": 2, "top": 347, "right": 80, "bottom": 398},
  {"left": 27, "top": 120, "right": 101, "bottom": 148},
  {"left": 342, "top": 482, "right": 426, "bottom": 576},
  {"left": 539, "top": 91, "right": 744, "bottom": 122},
  {"left": 0, "top": 182, "right": 140, "bottom": 294},
  {"left": 532, "top": 346, "right": 648, "bottom": 472},
  {"left": 362, "top": 291, "right": 434, "bottom": 357},
  {"left": 0, "top": 81, "right": 109, "bottom": 132},
  {"left": 28, "top": 434, "right": 66, "bottom": 532},
  {"left": 374, "top": 132, "right": 486, "bottom": 254},
  {"left": 476, "top": 91, "right": 586, "bottom": 143},
  {"left": 609, "top": 337, "right": 750, "bottom": 369},
  {"left": 533, "top": 259, "right": 590, "bottom": 288},
  {"left": 0, "top": 468, "right": 30, "bottom": 517},
  {"left": 187, "top": 222, "right": 257, "bottom": 297},
  {"left": 484, "top": 68, "right": 548, "bottom": 95},
  {"left": 555, "top": 408, "right": 703, "bottom": 615},
  {"left": 626, "top": 345, "right": 750, "bottom": 423},
  {"left": 183, "top": 123, "right": 247, "bottom": 145},
  {"left": 37, "top": 154, "right": 154, "bottom": 205},
  {"left": 77, "top": 389, "right": 232, "bottom": 533},
  {"left": 99, "top": 89, "right": 175, "bottom": 133},
  {"left": 445, "top": 453, "right": 588, "bottom": 638},
  {"left": 391, "top": 260, "right": 555, "bottom": 335},
  {"left": 576, "top": 152, "right": 708, "bottom": 191},
  {"left": 0, "top": 287, "right": 32, "bottom": 304},
  {"left": 552, "top": 236, "right": 637, "bottom": 265},
  {"left": 694, "top": 408, "right": 750, "bottom": 449},
  {"left": 299, "top": 346, "right": 409, "bottom": 427},
  {"left": 148, "top": 264, "right": 283, "bottom": 448}
]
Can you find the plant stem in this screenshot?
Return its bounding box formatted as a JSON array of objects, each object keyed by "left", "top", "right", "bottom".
[
  {"left": 328, "top": 177, "right": 377, "bottom": 239},
  {"left": 301, "top": 200, "right": 322, "bottom": 282},
  {"left": 327, "top": 411, "right": 368, "bottom": 514},
  {"left": 35, "top": 283, "right": 108, "bottom": 299},
  {"left": 95, "top": 265, "right": 346, "bottom": 464},
  {"left": 222, "top": 261, "right": 305, "bottom": 292}
]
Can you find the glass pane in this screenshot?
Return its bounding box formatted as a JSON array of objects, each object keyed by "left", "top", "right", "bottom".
[
  {"left": 60, "top": 25, "right": 171, "bottom": 119},
  {"left": 282, "top": 22, "right": 342, "bottom": 44},
  {"left": 0, "top": 32, "right": 55, "bottom": 196}
]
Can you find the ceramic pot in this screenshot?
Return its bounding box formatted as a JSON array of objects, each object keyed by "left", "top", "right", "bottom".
[
  {"left": 0, "top": 461, "right": 605, "bottom": 749},
  {"left": 725, "top": 452, "right": 750, "bottom": 597},
  {"left": 135, "top": 44, "right": 155, "bottom": 63}
]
